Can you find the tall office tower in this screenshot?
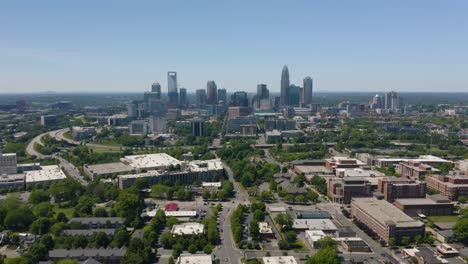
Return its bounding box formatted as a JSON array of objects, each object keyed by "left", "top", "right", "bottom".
[
  {"left": 257, "top": 84, "right": 269, "bottom": 100},
  {"left": 217, "top": 88, "right": 227, "bottom": 105},
  {"left": 167, "top": 72, "right": 178, "bottom": 108},
  {"left": 179, "top": 88, "right": 187, "bottom": 108},
  {"left": 289, "top": 85, "right": 301, "bottom": 106},
  {"left": 230, "top": 91, "right": 249, "bottom": 107},
  {"left": 384, "top": 91, "right": 402, "bottom": 113},
  {"left": 151, "top": 82, "right": 162, "bottom": 98},
  {"left": 206, "top": 81, "right": 218, "bottom": 105},
  {"left": 0, "top": 153, "right": 17, "bottom": 175},
  {"left": 370, "top": 94, "right": 383, "bottom": 109},
  {"left": 191, "top": 118, "right": 206, "bottom": 137},
  {"left": 195, "top": 89, "right": 207, "bottom": 107},
  {"left": 301, "top": 77, "right": 313, "bottom": 107},
  {"left": 280, "top": 65, "right": 290, "bottom": 106},
  {"left": 127, "top": 100, "right": 139, "bottom": 119}
]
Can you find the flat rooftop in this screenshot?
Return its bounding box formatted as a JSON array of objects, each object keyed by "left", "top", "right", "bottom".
[
  {"left": 352, "top": 198, "right": 424, "bottom": 228},
  {"left": 262, "top": 256, "right": 298, "bottom": 264},
  {"left": 85, "top": 162, "right": 133, "bottom": 175},
  {"left": 25, "top": 165, "right": 66, "bottom": 183},
  {"left": 395, "top": 198, "right": 453, "bottom": 205},
  {"left": 171, "top": 222, "right": 204, "bottom": 235},
  {"left": 293, "top": 219, "right": 338, "bottom": 231},
  {"left": 177, "top": 254, "right": 213, "bottom": 264},
  {"left": 122, "top": 153, "right": 182, "bottom": 169}
]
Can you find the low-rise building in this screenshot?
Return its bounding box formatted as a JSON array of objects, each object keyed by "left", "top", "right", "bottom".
[
  {"left": 458, "top": 160, "right": 468, "bottom": 174},
  {"left": 305, "top": 230, "right": 327, "bottom": 248},
  {"left": 426, "top": 174, "right": 468, "bottom": 201},
  {"left": 25, "top": 165, "right": 67, "bottom": 187},
  {"left": 48, "top": 247, "right": 126, "bottom": 263},
  {"left": 177, "top": 254, "right": 213, "bottom": 264},
  {"left": 394, "top": 196, "right": 454, "bottom": 217},
  {"left": 397, "top": 160, "right": 440, "bottom": 179},
  {"left": 351, "top": 198, "right": 424, "bottom": 243},
  {"left": 41, "top": 115, "right": 58, "bottom": 126},
  {"left": 377, "top": 177, "right": 426, "bottom": 202},
  {"left": 171, "top": 222, "right": 205, "bottom": 236},
  {"left": 71, "top": 126, "right": 96, "bottom": 140},
  {"left": 62, "top": 229, "right": 116, "bottom": 236},
  {"left": 341, "top": 239, "right": 371, "bottom": 253},
  {"left": 325, "top": 157, "right": 366, "bottom": 172},
  {"left": 436, "top": 243, "right": 458, "bottom": 258},
  {"left": 292, "top": 219, "right": 337, "bottom": 233},
  {"left": 262, "top": 256, "right": 298, "bottom": 264},
  {"left": 68, "top": 217, "right": 125, "bottom": 229},
  {"left": 83, "top": 162, "right": 134, "bottom": 180},
  {"left": 258, "top": 222, "right": 275, "bottom": 239},
  {"left": 118, "top": 159, "right": 224, "bottom": 189},
  {"left": 0, "top": 173, "right": 25, "bottom": 190}
]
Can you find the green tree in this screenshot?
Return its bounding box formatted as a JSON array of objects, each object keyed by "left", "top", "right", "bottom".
[
  {"left": 306, "top": 247, "right": 340, "bottom": 264},
  {"left": 203, "top": 244, "right": 213, "bottom": 254},
  {"left": 249, "top": 220, "right": 259, "bottom": 240},
  {"left": 454, "top": 218, "right": 468, "bottom": 244},
  {"left": 29, "top": 190, "right": 50, "bottom": 204},
  {"left": 401, "top": 236, "right": 411, "bottom": 246},
  {"left": 388, "top": 237, "right": 396, "bottom": 247},
  {"left": 29, "top": 217, "right": 52, "bottom": 235}
]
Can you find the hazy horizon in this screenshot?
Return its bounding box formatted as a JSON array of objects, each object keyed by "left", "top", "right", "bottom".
[{"left": 1, "top": 1, "right": 467, "bottom": 93}]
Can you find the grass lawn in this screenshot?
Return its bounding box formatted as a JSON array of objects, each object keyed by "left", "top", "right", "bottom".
[
  {"left": 428, "top": 215, "right": 459, "bottom": 223},
  {"left": 52, "top": 203, "right": 75, "bottom": 219},
  {"left": 87, "top": 143, "right": 122, "bottom": 153}
]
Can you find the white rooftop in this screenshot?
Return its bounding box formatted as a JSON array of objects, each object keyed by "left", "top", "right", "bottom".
[
  {"left": 122, "top": 153, "right": 182, "bottom": 169},
  {"left": 25, "top": 165, "right": 66, "bottom": 183},
  {"left": 293, "top": 219, "right": 338, "bottom": 231},
  {"left": 259, "top": 222, "right": 273, "bottom": 234},
  {"left": 262, "top": 256, "right": 298, "bottom": 264},
  {"left": 171, "top": 222, "right": 204, "bottom": 236},
  {"left": 202, "top": 182, "right": 222, "bottom": 188},
  {"left": 177, "top": 254, "right": 213, "bottom": 264},
  {"left": 165, "top": 211, "right": 197, "bottom": 217}
]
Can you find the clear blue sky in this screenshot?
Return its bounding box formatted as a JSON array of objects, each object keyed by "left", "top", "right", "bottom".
[{"left": 1, "top": 0, "right": 467, "bottom": 93}]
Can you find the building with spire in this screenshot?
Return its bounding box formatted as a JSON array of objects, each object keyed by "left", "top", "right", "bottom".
[{"left": 280, "top": 65, "right": 290, "bottom": 106}]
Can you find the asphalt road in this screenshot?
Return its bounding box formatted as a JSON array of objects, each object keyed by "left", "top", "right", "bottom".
[{"left": 26, "top": 132, "right": 50, "bottom": 159}]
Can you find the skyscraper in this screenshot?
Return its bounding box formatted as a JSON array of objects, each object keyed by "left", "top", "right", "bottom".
[
  {"left": 179, "top": 88, "right": 187, "bottom": 108},
  {"left": 257, "top": 84, "right": 269, "bottom": 100},
  {"left": 167, "top": 72, "right": 178, "bottom": 108},
  {"left": 151, "top": 82, "right": 162, "bottom": 98},
  {"left": 384, "top": 91, "right": 402, "bottom": 113},
  {"left": 230, "top": 91, "right": 248, "bottom": 107},
  {"left": 196, "top": 89, "right": 207, "bottom": 107},
  {"left": 289, "top": 85, "right": 301, "bottom": 106},
  {"left": 206, "top": 81, "right": 218, "bottom": 105},
  {"left": 301, "top": 77, "right": 313, "bottom": 107},
  {"left": 280, "top": 65, "right": 290, "bottom": 106},
  {"left": 217, "top": 88, "right": 227, "bottom": 105}
]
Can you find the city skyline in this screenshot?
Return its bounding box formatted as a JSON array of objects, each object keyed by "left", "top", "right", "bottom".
[{"left": 1, "top": 1, "right": 468, "bottom": 93}]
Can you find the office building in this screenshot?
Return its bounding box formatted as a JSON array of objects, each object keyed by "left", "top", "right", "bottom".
[
  {"left": 280, "top": 65, "right": 290, "bottom": 106},
  {"left": 301, "top": 76, "right": 313, "bottom": 107},
  {"left": 71, "top": 126, "right": 96, "bottom": 140},
  {"left": 206, "top": 81, "right": 218, "bottom": 105},
  {"left": 147, "top": 99, "right": 167, "bottom": 117},
  {"left": 151, "top": 81, "right": 162, "bottom": 96},
  {"left": 394, "top": 196, "right": 454, "bottom": 217},
  {"left": 230, "top": 91, "right": 248, "bottom": 107},
  {"left": 0, "top": 153, "right": 17, "bottom": 175},
  {"left": 458, "top": 159, "right": 468, "bottom": 174},
  {"left": 118, "top": 158, "right": 224, "bottom": 189},
  {"left": 217, "top": 88, "right": 227, "bottom": 105},
  {"left": 179, "top": 87, "right": 187, "bottom": 107},
  {"left": 128, "top": 120, "right": 149, "bottom": 135},
  {"left": 264, "top": 119, "right": 296, "bottom": 131},
  {"left": 426, "top": 174, "right": 468, "bottom": 201},
  {"left": 351, "top": 198, "right": 425, "bottom": 243},
  {"left": 328, "top": 178, "right": 373, "bottom": 204},
  {"left": 0, "top": 174, "right": 25, "bottom": 191},
  {"left": 149, "top": 116, "right": 167, "bottom": 134},
  {"left": 196, "top": 89, "right": 207, "bottom": 107},
  {"left": 384, "top": 91, "right": 402, "bottom": 113},
  {"left": 40, "top": 115, "right": 58, "bottom": 126},
  {"left": 191, "top": 118, "right": 206, "bottom": 137},
  {"left": 48, "top": 247, "right": 126, "bottom": 263},
  {"left": 377, "top": 177, "right": 426, "bottom": 202},
  {"left": 227, "top": 116, "right": 256, "bottom": 133},
  {"left": 228, "top": 106, "right": 251, "bottom": 119},
  {"left": 167, "top": 71, "right": 178, "bottom": 108},
  {"left": 289, "top": 85, "right": 301, "bottom": 106},
  {"left": 370, "top": 94, "right": 383, "bottom": 109},
  {"left": 257, "top": 84, "right": 269, "bottom": 100},
  {"left": 25, "top": 165, "right": 67, "bottom": 187}
]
